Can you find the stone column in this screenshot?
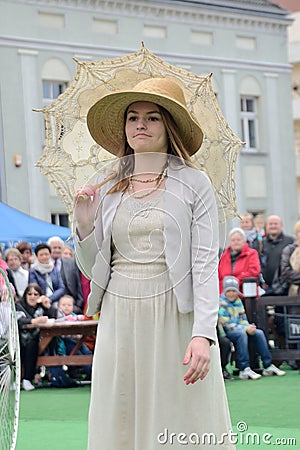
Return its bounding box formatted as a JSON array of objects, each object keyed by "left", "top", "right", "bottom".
[
  {"left": 18, "top": 49, "right": 48, "bottom": 220},
  {"left": 263, "top": 72, "right": 283, "bottom": 215}
]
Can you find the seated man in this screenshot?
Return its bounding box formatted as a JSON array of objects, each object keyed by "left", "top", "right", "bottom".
[
  {"left": 47, "top": 236, "right": 84, "bottom": 313},
  {"left": 218, "top": 276, "right": 286, "bottom": 380}
]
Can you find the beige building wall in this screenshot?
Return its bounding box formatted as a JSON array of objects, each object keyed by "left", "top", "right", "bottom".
[{"left": 0, "top": 0, "right": 298, "bottom": 233}]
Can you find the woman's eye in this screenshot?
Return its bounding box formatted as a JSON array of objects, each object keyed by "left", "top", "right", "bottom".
[{"left": 128, "top": 116, "right": 137, "bottom": 121}]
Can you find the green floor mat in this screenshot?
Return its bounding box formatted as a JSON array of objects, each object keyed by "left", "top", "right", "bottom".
[{"left": 16, "top": 367, "right": 300, "bottom": 449}]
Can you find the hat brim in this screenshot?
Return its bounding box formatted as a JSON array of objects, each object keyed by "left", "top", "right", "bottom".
[{"left": 87, "top": 90, "right": 203, "bottom": 156}]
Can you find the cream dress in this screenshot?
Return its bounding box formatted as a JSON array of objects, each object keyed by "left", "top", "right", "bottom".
[{"left": 88, "top": 192, "right": 235, "bottom": 450}]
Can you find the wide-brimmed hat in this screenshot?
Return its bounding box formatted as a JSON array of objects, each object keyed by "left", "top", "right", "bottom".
[{"left": 87, "top": 77, "right": 203, "bottom": 156}]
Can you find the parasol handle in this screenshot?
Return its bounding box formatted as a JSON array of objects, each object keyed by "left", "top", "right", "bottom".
[{"left": 76, "top": 172, "right": 116, "bottom": 201}]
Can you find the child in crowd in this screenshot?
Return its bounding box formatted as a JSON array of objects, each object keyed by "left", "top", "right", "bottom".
[
  {"left": 56, "top": 294, "right": 84, "bottom": 321},
  {"left": 219, "top": 276, "right": 286, "bottom": 380},
  {"left": 56, "top": 295, "right": 92, "bottom": 378}
]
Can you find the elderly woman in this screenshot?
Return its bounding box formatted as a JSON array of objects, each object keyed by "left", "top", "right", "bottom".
[
  {"left": 5, "top": 248, "right": 29, "bottom": 298},
  {"left": 218, "top": 227, "right": 261, "bottom": 294}
]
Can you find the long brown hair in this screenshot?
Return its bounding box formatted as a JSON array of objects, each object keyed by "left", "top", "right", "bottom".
[
  {"left": 105, "top": 105, "right": 192, "bottom": 195},
  {"left": 23, "top": 283, "right": 43, "bottom": 302}
]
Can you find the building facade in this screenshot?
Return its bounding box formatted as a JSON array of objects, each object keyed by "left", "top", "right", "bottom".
[{"left": 0, "top": 0, "right": 298, "bottom": 233}]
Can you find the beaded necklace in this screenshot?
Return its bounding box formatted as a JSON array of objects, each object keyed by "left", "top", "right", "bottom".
[{"left": 128, "top": 167, "right": 167, "bottom": 199}]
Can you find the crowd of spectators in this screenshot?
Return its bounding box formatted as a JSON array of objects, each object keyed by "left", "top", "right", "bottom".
[
  {"left": 1, "top": 212, "right": 299, "bottom": 389},
  {"left": 218, "top": 213, "right": 300, "bottom": 381},
  {"left": 0, "top": 236, "right": 93, "bottom": 391}
]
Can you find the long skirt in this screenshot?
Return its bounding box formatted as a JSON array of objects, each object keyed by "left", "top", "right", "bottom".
[{"left": 87, "top": 269, "right": 235, "bottom": 450}]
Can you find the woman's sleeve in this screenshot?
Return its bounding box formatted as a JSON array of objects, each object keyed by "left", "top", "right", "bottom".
[
  {"left": 74, "top": 174, "right": 108, "bottom": 279},
  {"left": 218, "top": 251, "right": 229, "bottom": 294},
  {"left": 49, "top": 270, "right": 65, "bottom": 302},
  {"left": 246, "top": 250, "right": 261, "bottom": 278},
  {"left": 44, "top": 306, "right": 57, "bottom": 319},
  {"left": 15, "top": 305, "right": 32, "bottom": 326},
  {"left": 281, "top": 245, "right": 300, "bottom": 284},
  {"left": 74, "top": 230, "right": 99, "bottom": 280},
  {"left": 191, "top": 171, "right": 219, "bottom": 343},
  {"left": 28, "top": 269, "right": 37, "bottom": 284}
]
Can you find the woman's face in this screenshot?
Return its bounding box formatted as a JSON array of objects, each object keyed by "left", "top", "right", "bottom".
[
  {"left": 6, "top": 254, "right": 21, "bottom": 271},
  {"left": 36, "top": 248, "right": 51, "bottom": 264},
  {"left": 62, "top": 247, "right": 73, "bottom": 258},
  {"left": 125, "top": 101, "right": 168, "bottom": 154},
  {"left": 240, "top": 216, "right": 253, "bottom": 231},
  {"left": 229, "top": 232, "right": 245, "bottom": 252},
  {"left": 21, "top": 249, "right": 32, "bottom": 263},
  {"left": 26, "top": 288, "right": 40, "bottom": 307},
  {"left": 254, "top": 216, "right": 265, "bottom": 231}
]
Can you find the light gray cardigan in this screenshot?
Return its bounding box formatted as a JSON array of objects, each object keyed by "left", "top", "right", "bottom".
[{"left": 75, "top": 161, "right": 219, "bottom": 342}]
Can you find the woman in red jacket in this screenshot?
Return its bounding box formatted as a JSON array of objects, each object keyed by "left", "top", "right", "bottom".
[{"left": 219, "top": 227, "right": 261, "bottom": 294}]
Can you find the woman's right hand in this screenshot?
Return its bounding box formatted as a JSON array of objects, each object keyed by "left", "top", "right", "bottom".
[
  {"left": 74, "top": 184, "right": 101, "bottom": 239},
  {"left": 32, "top": 316, "right": 48, "bottom": 325}
]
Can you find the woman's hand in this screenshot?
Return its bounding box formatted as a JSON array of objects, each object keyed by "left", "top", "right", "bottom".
[
  {"left": 74, "top": 184, "right": 101, "bottom": 239},
  {"left": 32, "top": 316, "right": 48, "bottom": 325},
  {"left": 39, "top": 295, "right": 51, "bottom": 309},
  {"left": 182, "top": 337, "right": 210, "bottom": 385}
]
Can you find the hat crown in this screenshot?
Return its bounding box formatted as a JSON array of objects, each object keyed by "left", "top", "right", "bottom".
[
  {"left": 223, "top": 276, "right": 239, "bottom": 292},
  {"left": 132, "top": 78, "right": 187, "bottom": 108}
]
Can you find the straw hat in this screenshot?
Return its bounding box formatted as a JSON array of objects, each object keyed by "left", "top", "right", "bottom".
[{"left": 87, "top": 77, "right": 203, "bottom": 156}]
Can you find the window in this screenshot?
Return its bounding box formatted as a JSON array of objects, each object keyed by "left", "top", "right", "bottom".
[
  {"left": 51, "top": 213, "right": 69, "bottom": 228},
  {"left": 240, "top": 96, "right": 259, "bottom": 151},
  {"left": 42, "top": 80, "right": 68, "bottom": 106},
  {"left": 42, "top": 80, "right": 68, "bottom": 140}
]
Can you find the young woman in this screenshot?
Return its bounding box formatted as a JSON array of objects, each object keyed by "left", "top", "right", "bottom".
[
  {"left": 16, "top": 283, "right": 56, "bottom": 390},
  {"left": 74, "top": 78, "right": 234, "bottom": 449},
  {"left": 29, "top": 243, "right": 65, "bottom": 306}
]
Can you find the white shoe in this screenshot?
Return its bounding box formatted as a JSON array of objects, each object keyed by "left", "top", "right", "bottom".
[
  {"left": 239, "top": 367, "right": 261, "bottom": 380},
  {"left": 22, "top": 379, "right": 35, "bottom": 391},
  {"left": 262, "top": 364, "right": 286, "bottom": 377}
]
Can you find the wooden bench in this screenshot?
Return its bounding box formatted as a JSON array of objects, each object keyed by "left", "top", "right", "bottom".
[
  {"left": 23, "top": 320, "right": 98, "bottom": 367},
  {"left": 247, "top": 295, "right": 300, "bottom": 361}
]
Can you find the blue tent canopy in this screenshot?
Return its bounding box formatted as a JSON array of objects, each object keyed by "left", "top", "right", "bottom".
[{"left": 0, "top": 202, "right": 72, "bottom": 250}]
